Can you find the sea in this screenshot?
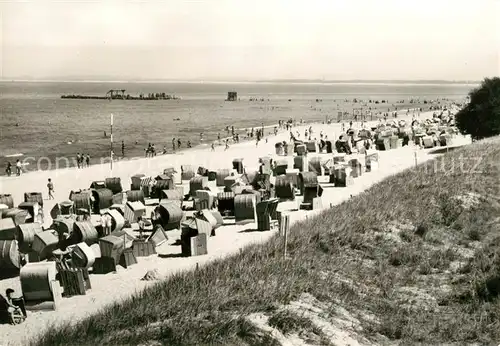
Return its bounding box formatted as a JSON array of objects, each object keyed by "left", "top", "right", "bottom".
[{"left": 0, "top": 81, "right": 475, "bottom": 174}]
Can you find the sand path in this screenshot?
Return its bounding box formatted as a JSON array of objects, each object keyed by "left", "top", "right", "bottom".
[{"left": 0, "top": 110, "right": 470, "bottom": 345}]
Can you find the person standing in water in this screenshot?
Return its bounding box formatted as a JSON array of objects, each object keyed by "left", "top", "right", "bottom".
[
  {"left": 121, "top": 141, "right": 125, "bottom": 157},
  {"left": 86, "top": 154, "right": 90, "bottom": 167}
]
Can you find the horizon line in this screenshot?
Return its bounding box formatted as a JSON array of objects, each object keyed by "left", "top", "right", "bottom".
[{"left": 0, "top": 78, "right": 482, "bottom": 85}]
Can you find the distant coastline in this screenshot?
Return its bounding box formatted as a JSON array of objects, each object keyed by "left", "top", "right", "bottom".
[{"left": 0, "top": 78, "right": 481, "bottom": 86}]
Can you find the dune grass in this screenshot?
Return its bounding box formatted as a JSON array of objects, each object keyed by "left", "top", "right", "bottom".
[{"left": 32, "top": 137, "right": 500, "bottom": 346}]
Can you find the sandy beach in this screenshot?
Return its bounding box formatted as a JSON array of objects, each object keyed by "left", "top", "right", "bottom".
[{"left": 0, "top": 109, "right": 470, "bottom": 345}]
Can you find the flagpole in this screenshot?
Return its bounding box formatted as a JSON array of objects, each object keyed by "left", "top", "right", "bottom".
[{"left": 110, "top": 113, "right": 113, "bottom": 175}]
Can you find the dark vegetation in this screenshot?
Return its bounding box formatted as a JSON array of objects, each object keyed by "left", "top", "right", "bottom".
[{"left": 456, "top": 77, "right": 500, "bottom": 140}]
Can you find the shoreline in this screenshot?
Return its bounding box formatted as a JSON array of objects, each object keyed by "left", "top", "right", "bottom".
[
  {"left": 0, "top": 106, "right": 426, "bottom": 179},
  {"left": 0, "top": 121, "right": 286, "bottom": 180}
]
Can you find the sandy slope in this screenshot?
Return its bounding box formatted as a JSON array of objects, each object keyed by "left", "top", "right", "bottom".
[{"left": 0, "top": 110, "right": 470, "bottom": 345}]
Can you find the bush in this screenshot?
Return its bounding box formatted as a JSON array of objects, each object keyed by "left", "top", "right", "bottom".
[{"left": 455, "top": 77, "right": 500, "bottom": 140}]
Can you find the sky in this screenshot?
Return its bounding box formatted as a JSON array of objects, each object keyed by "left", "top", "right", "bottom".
[{"left": 1, "top": 0, "right": 499, "bottom": 81}]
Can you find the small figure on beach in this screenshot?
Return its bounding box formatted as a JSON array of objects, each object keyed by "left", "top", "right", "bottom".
[
  {"left": 121, "top": 141, "right": 125, "bottom": 157},
  {"left": 16, "top": 160, "right": 21, "bottom": 176},
  {"left": 177, "top": 138, "right": 181, "bottom": 149},
  {"left": 217, "top": 133, "right": 221, "bottom": 142},
  {"left": 138, "top": 216, "right": 145, "bottom": 240},
  {"left": 225, "top": 140, "right": 230, "bottom": 151},
  {"left": 86, "top": 154, "right": 90, "bottom": 167},
  {"left": 37, "top": 207, "right": 44, "bottom": 224},
  {"left": 46, "top": 178, "right": 54, "bottom": 200},
  {"left": 172, "top": 138, "right": 176, "bottom": 151},
  {"left": 4, "top": 288, "right": 23, "bottom": 324},
  {"left": 101, "top": 212, "right": 112, "bottom": 236},
  {"left": 211, "top": 143, "right": 215, "bottom": 151},
  {"left": 5, "top": 162, "right": 12, "bottom": 177},
  {"left": 163, "top": 146, "right": 167, "bottom": 154},
  {"left": 76, "top": 153, "right": 81, "bottom": 168},
  {"left": 104, "top": 131, "right": 107, "bottom": 138}
]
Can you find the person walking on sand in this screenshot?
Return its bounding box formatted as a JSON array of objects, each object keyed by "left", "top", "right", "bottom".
[
  {"left": 76, "top": 153, "right": 81, "bottom": 169},
  {"left": 15, "top": 160, "right": 22, "bottom": 176},
  {"left": 47, "top": 178, "right": 54, "bottom": 200},
  {"left": 225, "top": 141, "right": 229, "bottom": 151},
  {"left": 211, "top": 142, "right": 215, "bottom": 151}
]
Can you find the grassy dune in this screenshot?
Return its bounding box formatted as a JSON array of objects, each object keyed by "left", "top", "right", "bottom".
[{"left": 33, "top": 138, "right": 500, "bottom": 346}]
